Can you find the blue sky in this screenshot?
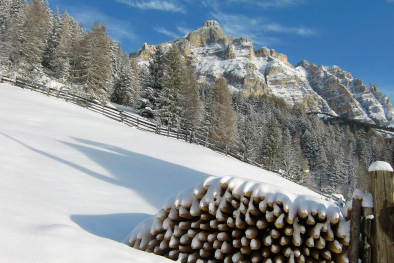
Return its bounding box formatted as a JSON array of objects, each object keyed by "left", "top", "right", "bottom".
[{"left": 48, "top": 0, "right": 394, "bottom": 99}]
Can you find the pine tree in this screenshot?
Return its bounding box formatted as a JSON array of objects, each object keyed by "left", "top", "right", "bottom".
[
  {"left": 50, "top": 10, "right": 73, "bottom": 80},
  {"left": 20, "top": 0, "right": 51, "bottom": 73},
  {"left": 0, "top": 0, "right": 25, "bottom": 69},
  {"left": 43, "top": 6, "right": 60, "bottom": 69},
  {"left": 208, "top": 77, "right": 238, "bottom": 145},
  {"left": 148, "top": 44, "right": 165, "bottom": 90},
  {"left": 265, "top": 115, "right": 282, "bottom": 170},
  {"left": 156, "top": 45, "right": 185, "bottom": 126},
  {"left": 180, "top": 65, "right": 202, "bottom": 130},
  {"left": 71, "top": 22, "right": 112, "bottom": 97},
  {"left": 111, "top": 50, "right": 140, "bottom": 107},
  {"left": 281, "top": 128, "right": 297, "bottom": 177}
]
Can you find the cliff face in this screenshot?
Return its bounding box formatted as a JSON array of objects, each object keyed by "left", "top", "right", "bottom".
[{"left": 130, "top": 21, "right": 394, "bottom": 125}]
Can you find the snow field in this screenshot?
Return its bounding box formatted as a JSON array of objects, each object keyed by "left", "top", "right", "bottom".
[{"left": 0, "top": 83, "right": 321, "bottom": 262}]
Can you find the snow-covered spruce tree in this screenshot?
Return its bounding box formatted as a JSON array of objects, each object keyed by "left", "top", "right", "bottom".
[
  {"left": 301, "top": 127, "right": 319, "bottom": 170},
  {"left": 235, "top": 104, "right": 260, "bottom": 162},
  {"left": 208, "top": 77, "right": 238, "bottom": 145},
  {"left": 111, "top": 50, "right": 140, "bottom": 108},
  {"left": 48, "top": 10, "right": 74, "bottom": 81},
  {"left": 197, "top": 81, "right": 215, "bottom": 135},
  {"left": 265, "top": 115, "right": 282, "bottom": 170},
  {"left": 280, "top": 127, "right": 298, "bottom": 178},
  {"left": 42, "top": 6, "right": 60, "bottom": 70},
  {"left": 156, "top": 45, "right": 185, "bottom": 127},
  {"left": 145, "top": 44, "right": 165, "bottom": 109},
  {"left": 19, "top": 0, "right": 51, "bottom": 74},
  {"left": 0, "top": 0, "right": 26, "bottom": 69}
]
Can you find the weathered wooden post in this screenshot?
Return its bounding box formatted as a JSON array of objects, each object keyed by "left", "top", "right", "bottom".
[
  {"left": 120, "top": 110, "right": 124, "bottom": 123},
  {"left": 368, "top": 161, "right": 394, "bottom": 263},
  {"left": 349, "top": 191, "right": 362, "bottom": 263}
]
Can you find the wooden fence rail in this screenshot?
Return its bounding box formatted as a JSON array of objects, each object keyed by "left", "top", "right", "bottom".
[{"left": 1, "top": 75, "right": 339, "bottom": 202}]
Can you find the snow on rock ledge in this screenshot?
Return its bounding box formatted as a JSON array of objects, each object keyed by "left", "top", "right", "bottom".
[
  {"left": 125, "top": 176, "right": 350, "bottom": 262},
  {"left": 368, "top": 161, "right": 393, "bottom": 172}
]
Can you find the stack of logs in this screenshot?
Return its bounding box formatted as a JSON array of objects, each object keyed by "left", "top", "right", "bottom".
[{"left": 127, "top": 176, "right": 350, "bottom": 263}]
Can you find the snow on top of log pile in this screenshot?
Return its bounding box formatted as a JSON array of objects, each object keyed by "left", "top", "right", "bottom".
[
  {"left": 368, "top": 161, "right": 393, "bottom": 172},
  {"left": 125, "top": 176, "right": 350, "bottom": 262}
]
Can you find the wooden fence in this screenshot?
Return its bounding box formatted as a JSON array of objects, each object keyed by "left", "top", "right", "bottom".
[{"left": 0, "top": 75, "right": 337, "bottom": 201}]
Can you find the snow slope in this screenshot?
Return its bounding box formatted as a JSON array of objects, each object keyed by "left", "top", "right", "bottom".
[{"left": 0, "top": 83, "right": 320, "bottom": 262}]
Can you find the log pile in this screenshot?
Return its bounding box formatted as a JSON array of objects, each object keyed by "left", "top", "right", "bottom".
[{"left": 126, "top": 176, "right": 350, "bottom": 263}]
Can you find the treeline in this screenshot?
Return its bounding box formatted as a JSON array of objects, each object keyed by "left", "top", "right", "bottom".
[
  {"left": 1, "top": 0, "right": 393, "bottom": 198},
  {"left": 0, "top": 0, "right": 139, "bottom": 102}
]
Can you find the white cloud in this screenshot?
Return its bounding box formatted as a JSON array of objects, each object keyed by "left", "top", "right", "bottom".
[
  {"left": 153, "top": 25, "right": 192, "bottom": 39},
  {"left": 68, "top": 7, "right": 137, "bottom": 45},
  {"left": 264, "top": 23, "right": 316, "bottom": 36},
  {"left": 176, "top": 26, "right": 193, "bottom": 36},
  {"left": 210, "top": 11, "right": 315, "bottom": 47},
  {"left": 115, "top": 0, "right": 186, "bottom": 13},
  {"left": 210, "top": 12, "right": 278, "bottom": 46},
  {"left": 256, "top": 0, "right": 305, "bottom": 8},
  {"left": 154, "top": 27, "right": 180, "bottom": 38},
  {"left": 197, "top": 0, "right": 304, "bottom": 9}
]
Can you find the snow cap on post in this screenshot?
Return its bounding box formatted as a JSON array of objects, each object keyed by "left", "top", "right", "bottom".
[{"left": 368, "top": 161, "right": 393, "bottom": 172}]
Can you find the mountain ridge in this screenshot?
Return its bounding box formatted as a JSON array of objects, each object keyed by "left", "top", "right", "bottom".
[{"left": 130, "top": 20, "right": 394, "bottom": 126}]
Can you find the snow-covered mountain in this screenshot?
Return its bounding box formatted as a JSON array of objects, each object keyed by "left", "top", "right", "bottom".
[{"left": 131, "top": 20, "right": 394, "bottom": 126}]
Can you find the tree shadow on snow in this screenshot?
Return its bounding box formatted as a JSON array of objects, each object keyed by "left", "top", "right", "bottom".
[
  {"left": 70, "top": 213, "right": 151, "bottom": 242},
  {"left": 61, "top": 137, "right": 212, "bottom": 209},
  {"left": 0, "top": 133, "right": 212, "bottom": 241}
]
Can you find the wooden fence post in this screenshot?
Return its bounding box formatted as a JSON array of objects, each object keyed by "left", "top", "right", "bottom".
[
  {"left": 120, "top": 110, "right": 124, "bottom": 123},
  {"left": 349, "top": 196, "right": 362, "bottom": 263},
  {"left": 368, "top": 161, "right": 394, "bottom": 263}
]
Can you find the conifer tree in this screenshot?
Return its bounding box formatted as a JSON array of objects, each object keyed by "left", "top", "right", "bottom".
[
  {"left": 181, "top": 66, "right": 202, "bottom": 130},
  {"left": 148, "top": 44, "right": 165, "bottom": 91},
  {"left": 111, "top": 51, "right": 140, "bottom": 107},
  {"left": 20, "top": 0, "right": 51, "bottom": 73},
  {"left": 157, "top": 45, "right": 185, "bottom": 126},
  {"left": 208, "top": 77, "right": 238, "bottom": 145},
  {"left": 50, "top": 11, "right": 73, "bottom": 80},
  {"left": 0, "top": 0, "right": 25, "bottom": 69}
]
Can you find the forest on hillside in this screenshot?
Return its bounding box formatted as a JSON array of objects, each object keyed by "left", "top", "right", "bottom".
[{"left": 1, "top": 0, "right": 393, "bottom": 198}]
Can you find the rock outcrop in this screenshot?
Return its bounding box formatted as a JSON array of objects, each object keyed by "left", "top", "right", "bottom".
[
  {"left": 298, "top": 62, "right": 392, "bottom": 124},
  {"left": 129, "top": 20, "right": 394, "bottom": 125}
]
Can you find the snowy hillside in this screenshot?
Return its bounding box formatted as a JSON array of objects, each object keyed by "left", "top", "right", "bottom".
[{"left": 0, "top": 83, "right": 320, "bottom": 262}]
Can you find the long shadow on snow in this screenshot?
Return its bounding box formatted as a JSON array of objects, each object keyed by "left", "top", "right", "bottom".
[
  {"left": 61, "top": 137, "right": 211, "bottom": 209},
  {"left": 70, "top": 213, "right": 152, "bottom": 242},
  {"left": 1, "top": 133, "right": 212, "bottom": 241}
]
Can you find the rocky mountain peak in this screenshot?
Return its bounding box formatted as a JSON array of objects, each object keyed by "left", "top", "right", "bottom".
[
  {"left": 186, "top": 20, "right": 226, "bottom": 47},
  {"left": 129, "top": 22, "right": 394, "bottom": 126},
  {"left": 202, "top": 20, "right": 220, "bottom": 28}
]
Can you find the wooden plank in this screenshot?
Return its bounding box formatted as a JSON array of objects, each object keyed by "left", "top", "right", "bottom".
[{"left": 369, "top": 170, "right": 394, "bottom": 263}]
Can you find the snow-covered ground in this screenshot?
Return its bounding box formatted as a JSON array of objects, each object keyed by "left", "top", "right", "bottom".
[{"left": 0, "top": 83, "right": 320, "bottom": 262}]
